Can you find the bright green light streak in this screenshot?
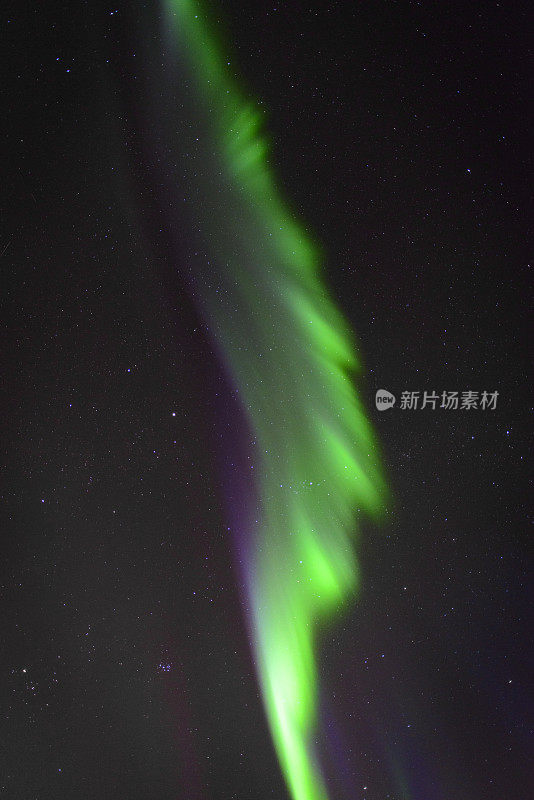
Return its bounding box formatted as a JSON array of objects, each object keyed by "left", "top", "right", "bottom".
[{"left": 164, "top": 3, "right": 387, "bottom": 798}]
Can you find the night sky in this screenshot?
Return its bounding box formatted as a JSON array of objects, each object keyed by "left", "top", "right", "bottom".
[{"left": 2, "top": 2, "right": 532, "bottom": 799}]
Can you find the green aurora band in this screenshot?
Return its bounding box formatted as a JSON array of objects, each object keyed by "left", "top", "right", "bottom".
[{"left": 164, "top": 2, "right": 387, "bottom": 797}]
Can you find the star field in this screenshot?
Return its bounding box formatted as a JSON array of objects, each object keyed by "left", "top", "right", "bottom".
[{"left": 2, "top": 1, "right": 531, "bottom": 799}]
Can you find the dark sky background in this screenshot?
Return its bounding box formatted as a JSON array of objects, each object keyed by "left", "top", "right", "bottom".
[{"left": 2, "top": 1, "right": 532, "bottom": 799}]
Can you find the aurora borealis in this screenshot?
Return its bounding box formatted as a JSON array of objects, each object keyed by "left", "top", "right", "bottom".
[
  {"left": 164, "top": 2, "right": 385, "bottom": 796},
  {"left": 3, "top": 1, "right": 531, "bottom": 798}
]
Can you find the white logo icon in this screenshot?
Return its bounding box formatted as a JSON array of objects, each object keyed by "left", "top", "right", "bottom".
[{"left": 375, "top": 389, "right": 396, "bottom": 410}]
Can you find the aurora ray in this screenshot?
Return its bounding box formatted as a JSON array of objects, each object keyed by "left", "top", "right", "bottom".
[{"left": 163, "top": 2, "right": 387, "bottom": 797}]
